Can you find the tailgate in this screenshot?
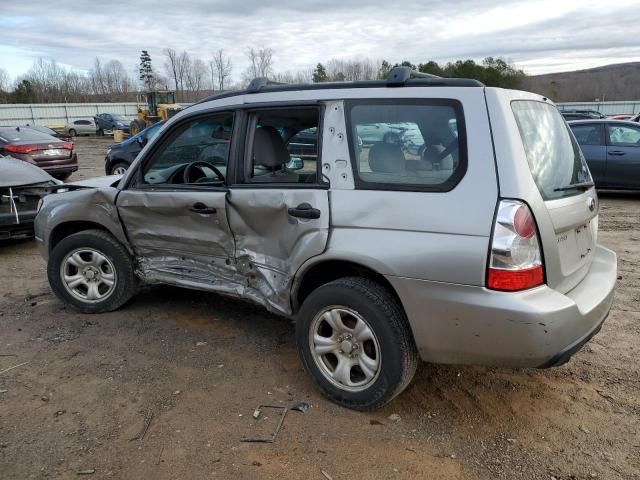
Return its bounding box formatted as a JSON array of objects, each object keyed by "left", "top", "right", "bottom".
[
  {"left": 484, "top": 89, "right": 600, "bottom": 294},
  {"left": 544, "top": 190, "right": 599, "bottom": 292}
]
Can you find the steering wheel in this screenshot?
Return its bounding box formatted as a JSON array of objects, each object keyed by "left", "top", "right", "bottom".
[{"left": 182, "top": 161, "right": 225, "bottom": 184}]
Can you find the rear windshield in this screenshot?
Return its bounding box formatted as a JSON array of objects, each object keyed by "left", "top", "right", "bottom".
[
  {"left": 512, "top": 100, "right": 591, "bottom": 200},
  {"left": 0, "top": 127, "right": 55, "bottom": 143}
]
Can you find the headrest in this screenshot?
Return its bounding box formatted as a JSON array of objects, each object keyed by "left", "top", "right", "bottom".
[
  {"left": 253, "top": 126, "right": 289, "bottom": 168},
  {"left": 368, "top": 142, "right": 405, "bottom": 173}
]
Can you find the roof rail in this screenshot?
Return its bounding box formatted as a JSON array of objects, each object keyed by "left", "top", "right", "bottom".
[
  {"left": 386, "top": 66, "right": 440, "bottom": 86},
  {"left": 246, "top": 77, "right": 288, "bottom": 93},
  {"left": 385, "top": 66, "right": 484, "bottom": 87}
]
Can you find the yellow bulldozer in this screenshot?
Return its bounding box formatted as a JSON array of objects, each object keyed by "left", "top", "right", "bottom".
[{"left": 129, "top": 90, "right": 183, "bottom": 135}]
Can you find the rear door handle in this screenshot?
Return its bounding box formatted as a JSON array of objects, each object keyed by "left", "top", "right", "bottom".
[
  {"left": 288, "top": 202, "right": 321, "bottom": 219},
  {"left": 608, "top": 150, "right": 626, "bottom": 156},
  {"left": 189, "top": 202, "right": 217, "bottom": 214}
]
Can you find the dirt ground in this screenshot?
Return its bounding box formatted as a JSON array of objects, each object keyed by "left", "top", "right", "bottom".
[{"left": 1, "top": 137, "right": 638, "bottom": 480}]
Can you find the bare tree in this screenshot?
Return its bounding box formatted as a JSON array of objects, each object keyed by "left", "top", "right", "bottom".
[
  {"left": 0, "top": 68, "right": 10, "bottom": 102},
  {"left": 164, "top": 48, "right": 180, "bottom": 94},
  {"left": 176, "top": 51, "right": 191, "bottom": 100},
  {"left": 185, "top": 58, "right": 207, "bottom": 98},
  {"left": 0, "top": 68, "right": 8, "bottom": 92},
  {"left": 212, "top": 49, "right": 233, "bottom": 91},
  {"left": 244, "top": 47, "right": 274, "bottom": 83}
]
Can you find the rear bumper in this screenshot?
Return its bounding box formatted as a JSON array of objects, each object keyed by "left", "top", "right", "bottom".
[{"left": 388, "top": 244, "right": 617, "bottom": 368}]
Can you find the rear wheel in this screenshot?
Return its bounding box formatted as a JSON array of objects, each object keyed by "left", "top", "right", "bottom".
[
  {"left": 109, "top": 161, "right": 129, "bottom": 176},
  {"left": 68, "top": 128, "right": 77, "bottom": 137},
  {"left": 296, "top": 277, "right": 418, "bottom": 410},
  {"left": 129, "top": 119, "right": 146, "bottom": 135},
  {"left": 47, "top": 229, "right": 137, "bottom": 313}
]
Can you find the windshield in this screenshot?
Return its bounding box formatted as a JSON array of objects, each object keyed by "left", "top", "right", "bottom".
[
  {"left": 512, "top": 100, "right": 592, "bottom": 200},
  {"left": 155, "top": 93, "right": 174, "bottom": 104}
]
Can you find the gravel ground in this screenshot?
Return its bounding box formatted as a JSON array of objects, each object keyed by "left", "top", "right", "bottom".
[{"left": 0, "top": 137, "right": 638, "bottom": 479}]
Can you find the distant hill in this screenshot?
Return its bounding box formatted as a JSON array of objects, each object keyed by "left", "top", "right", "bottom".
[{"left": 521, "top": 62, "right": 640, "bottom": 102}]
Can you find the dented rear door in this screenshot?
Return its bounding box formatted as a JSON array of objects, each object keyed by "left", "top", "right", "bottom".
[{"left": 226, "top": 187, "right": 329, "bottom": 313}]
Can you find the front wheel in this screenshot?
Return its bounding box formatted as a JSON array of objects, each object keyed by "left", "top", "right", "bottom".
[
  {"left": 109, "top": 161, "right": 129, "bottom": 176},
  {"left": 68, "top": 129, "right": 77, "bottom": 137},
  {"left": 47, "top": 229, "right": 137, "bottom": 313},
  {"left": 296, "top": 277, "right": 418, "bottom": 410}
]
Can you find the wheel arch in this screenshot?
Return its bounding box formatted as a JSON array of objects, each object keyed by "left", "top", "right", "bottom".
[
  {"left": 49, "top": 221, "right": 115, "bottom": 253},
  {"left": 291, "top": 257, "right": 404, "bottom": 315}
]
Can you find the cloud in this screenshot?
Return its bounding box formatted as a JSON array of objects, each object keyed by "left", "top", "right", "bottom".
[{"left": 0, "top": 0, "right": 639, "bottom": 81}]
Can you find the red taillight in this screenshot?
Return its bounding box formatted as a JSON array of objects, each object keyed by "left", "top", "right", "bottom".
[
  {"left": 487, "top": 200, "right": 544, "bottom": 292},
  {"left": 513, "top": 205, "right": 535, "bottom": 238},
  {"left": 487, "top": 265, "right": 544, "bottom": 291},
  {"left": 60, "top": 142, "right": 74, "bottom": 150},
  {"left": 4, "top": 144, "right": 40, "bottom": 154}
]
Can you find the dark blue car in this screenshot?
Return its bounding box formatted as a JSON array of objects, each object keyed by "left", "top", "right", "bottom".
[
  {"left": 569, "top": 119, "right": 640, "bottom": 190},
  {"left": 94, "top": 113, "right": 131, "bottom": 135},
  {"left": 104, "top": 121, "right": 164, "bottom": 175}
]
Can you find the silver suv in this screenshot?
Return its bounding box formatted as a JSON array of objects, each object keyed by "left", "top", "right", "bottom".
[{"left": 35, "top": 68, "right": 617, "bottom": 410}]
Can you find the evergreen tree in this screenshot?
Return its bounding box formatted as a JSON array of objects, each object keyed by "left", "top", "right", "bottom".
[
  {"left": 312, "top": 63, "right": 327, "bottom": 82},
  {"left": 139, "top": 50, "right": 154, "bottom": 89}
]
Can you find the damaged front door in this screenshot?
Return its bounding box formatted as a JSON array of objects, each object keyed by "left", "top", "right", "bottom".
[
  {"left": 117, "top": 113, "right": 240, "bottom": 291},
  {"left": 227, "top": 107, "right": 329, "bottom": 314}
]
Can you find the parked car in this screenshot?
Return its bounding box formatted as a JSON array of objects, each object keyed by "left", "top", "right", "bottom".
[
  {"left": 0, "top": 126, "right": 78, "bottom": 180},
  {"left": 105, "top": 121, "right": 165, "bottom": 175},
  {"left": 94, "top": 113, "right": 130, "bottom": 135},
  {"left": 569, "top": 119, "right": 640, "bottom": 190},
  {"left": 0, "top": 155, "right": 61, "bottom": 240},
  {"left": 560, "top": 110, "right": 606, "bottom": 121},
  {"left": 65, "top": 118, "right": 97, "bottom": 137},
  {"left": 35, "top": 68, "right": 616, "bottom": 410},
  {"left": 25, "top": 125, "right": 72, "bottom": 142}
]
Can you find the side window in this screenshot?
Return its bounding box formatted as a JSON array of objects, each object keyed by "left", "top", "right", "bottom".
[
  {"left": 571, "top": 124, "right": 602, "bottom": 145},
  {"left": 607, "top": 125, "right": 640, "bottom": 146},
  {"left": 347, "top": 101, "right": 466, "bottom": 191},
  {"left": 245, "top": 108, "right": 319, "bottom": 184},
  {"left": 140, "top": 114, "right": 233, "bottom": 186}
]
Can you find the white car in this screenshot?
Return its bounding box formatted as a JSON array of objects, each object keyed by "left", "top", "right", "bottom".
[{"left": 64, "top": 119, "right": 97, "bottom": 137}]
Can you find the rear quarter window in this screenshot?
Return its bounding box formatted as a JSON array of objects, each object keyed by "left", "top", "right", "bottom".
[
  {"left": 346, "top": 99, "right": 467, "bottom": 192},
  {"left": 512, "top": 100, "right": 591, "bottom": 200}
]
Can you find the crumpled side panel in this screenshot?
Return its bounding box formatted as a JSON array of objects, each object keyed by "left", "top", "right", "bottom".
[
  {"left": 136, "top": 251, "right": 286, "bottom": 314},
  {"left": 226, "top": 188, "right": 330, "bottom": 315}
]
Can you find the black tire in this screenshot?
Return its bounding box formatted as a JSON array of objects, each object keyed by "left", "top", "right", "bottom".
[
  {"left": 130, "top": 119, "right": 146, "bottom": 136},
  {"left": 68, "top": 129, "right": 77, "bottom": 137},
  {"left": 109, "top": 161, "right": 129, "bottom": 176},
  {"left": 47, "top": 229, "right": 137, "bottom": 313},
  {"left": 97, "top": 128, "right": 105, "bottom": 136},
  {"left": 296, "top": 277, "right": 418, "bottom": 410}
]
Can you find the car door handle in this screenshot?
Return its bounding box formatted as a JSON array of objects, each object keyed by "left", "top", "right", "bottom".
[
  {"left": 608, "top": 151, "right": 626, "bottom": 156},
  {"left": 189, "top": 202, "right": 217, "bottom": 214},
  {"left": 288, "top": 202, "right": 321, "bottom": 219}
]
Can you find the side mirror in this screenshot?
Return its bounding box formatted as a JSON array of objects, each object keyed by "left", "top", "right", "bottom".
[{"left": 286, "top": 157, "right": 304, "bottom": 171}]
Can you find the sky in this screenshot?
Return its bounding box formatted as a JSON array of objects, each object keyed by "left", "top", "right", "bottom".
[{"left": 1, "top": 0, "right": 640, "bottom": 84}]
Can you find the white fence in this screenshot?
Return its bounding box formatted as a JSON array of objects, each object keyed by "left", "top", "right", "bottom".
[
  {"left": 557, "top": 101, "right": 640, "bottom": 116},
  {"left": 1, "top": 100, "right": 638, "bottom": 127},
  {"left": 0, "top": 103, "right": 140, "bottom": 127}
]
